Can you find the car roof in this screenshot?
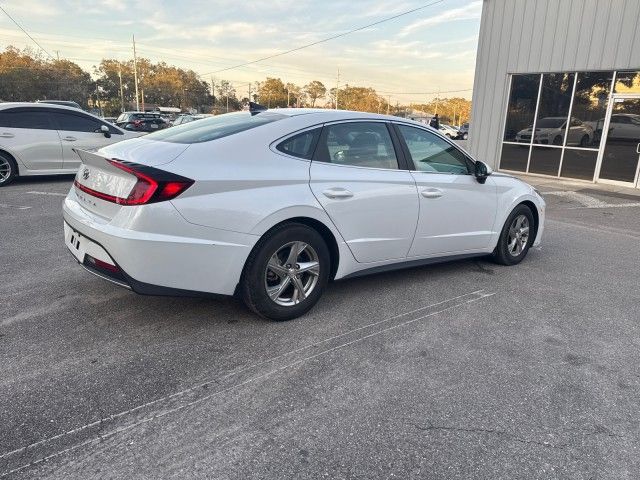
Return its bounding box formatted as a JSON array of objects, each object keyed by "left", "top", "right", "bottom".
[
  {"left": 0, "top": 101, "right": 86, "bottom": 113},
  {"left": 259, "top": 108, "right": 434, "bottom": 130}
]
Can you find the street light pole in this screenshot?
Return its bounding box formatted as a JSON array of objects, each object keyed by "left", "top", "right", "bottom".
[{"left": 132, "top": 35, "right": 140, "bottom": 111}]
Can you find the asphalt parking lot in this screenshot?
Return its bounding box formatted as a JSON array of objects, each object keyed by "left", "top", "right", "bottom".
[{"left": 2, "top": 174, "right": 640, "bottom": 479}]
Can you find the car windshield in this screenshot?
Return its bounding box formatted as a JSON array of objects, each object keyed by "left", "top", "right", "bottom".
[
  {"left": 145, "top": 111, "right": 286, "bottom": 144},
  {"left": 536, "top": 118, "right": 565, "bottom": 128}
]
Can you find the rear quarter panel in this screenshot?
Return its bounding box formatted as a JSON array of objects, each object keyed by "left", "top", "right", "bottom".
[{"left": 165, "top": 134, "right": 341, "bottom": 237}]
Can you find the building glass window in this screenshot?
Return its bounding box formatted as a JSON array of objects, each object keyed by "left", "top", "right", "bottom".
[
  {"left": 614, "top": 71, "right": 640, "bottom": 94},
  {"left": 500, "top": 69, "right": 621, "bottom": 182},
  {"left": 568, "top": 71, "right": 613, "bottom": 149},
  {"left": 499, "top": 143, "right": 530, "bottom": 172},
  {"left": 529, "top": 145, "right": 562, "bottom": 176},
  {"left": 503, "top": 74, "right": 540, "bottom": 142},
  {"left": 560, "top": 149, "right": 598, "bottom": 180},
  {"left": 532, "top": 73, "right": 574, "bottom": 145}
]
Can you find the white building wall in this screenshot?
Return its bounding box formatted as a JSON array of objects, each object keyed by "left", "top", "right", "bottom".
[{"left": 468, "top": 0, "right": 640, "bottom": 167}]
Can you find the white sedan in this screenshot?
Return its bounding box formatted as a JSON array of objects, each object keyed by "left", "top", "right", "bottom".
[
  {"left": 63, "top": 106, "right": 545, "bottom": 320},
  {"left": 0, "top": 103, "right": 141, "bottom": 186}
]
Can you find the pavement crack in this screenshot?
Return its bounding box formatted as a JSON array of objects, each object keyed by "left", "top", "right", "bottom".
[{"left": 410, "top": 422, "right": 568, "bottom": 450}]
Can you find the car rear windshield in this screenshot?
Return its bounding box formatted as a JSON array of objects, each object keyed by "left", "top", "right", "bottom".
[{"left": 144, "top": 111, "right": 286, "bottom": 144}]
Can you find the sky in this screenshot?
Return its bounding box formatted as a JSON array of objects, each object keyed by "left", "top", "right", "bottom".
[{"left": 0, "top": 0, "right": 482, "bottom": 104}]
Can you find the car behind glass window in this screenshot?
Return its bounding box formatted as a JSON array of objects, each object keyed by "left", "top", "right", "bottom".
[
  {"left": 145, "top": 111, "right": 286, "bottom": 144},
  {"left": 276, "top": 129, "right": 320, "bottom": 159},
  {"left": 397, "top": 124, "right": 471, "bottom": 174},
  {"left": 315, "top": 122, "right": 398, "bottom": 169},
  {"left": 0, "top": 109, "right": 52, "bottom": 129}
]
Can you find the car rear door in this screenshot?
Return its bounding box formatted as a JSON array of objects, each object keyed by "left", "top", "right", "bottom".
[
  {"left": 393, "top": 123, "right": 497, "bottom": 256},
  {"left": 0, "top": 107, "right": 62, "bottom": 171},
  {"left": 309, "top": 121, "right": 419, "bottom": 263},
  {"left": 51, "top": 110, "right": 125, "bottom": 170}
]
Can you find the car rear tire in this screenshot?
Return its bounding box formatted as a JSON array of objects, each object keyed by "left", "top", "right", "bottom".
[
  {"left": 580, "top": 134, "right": 590, "bottom": 147},
  {"left": 0, "top": 152, "right": 17, "bottom": 187},
  {"left": 241, "top": 223, "right": 330, "bottom": 321},
  {"left": 492, "top": 205, "right": 535, "bottom": 266}
]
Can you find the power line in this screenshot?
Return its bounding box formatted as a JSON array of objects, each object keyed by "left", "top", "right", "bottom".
[
  {"left": 201, "top": 0, "right": 446, "bottom": 75},
  {"left": 0, "top": 5, "right": 55, "bottom": 60},
  {"left": 378, "top": 88, "right": 473, "bottom": 95}
]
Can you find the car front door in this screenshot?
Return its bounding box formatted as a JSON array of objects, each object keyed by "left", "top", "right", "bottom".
[
  {"left": 309, "top": 121, "right": 419, "bottom": 263},
  {"left": 51, "top": 110, "right": 125, "bottom": 169},
  {"left": 394, "top": 123, "right": 497, "bottom": 256},
  {"left": 0, "top": 107, "right": 62, "bottom": 171}
]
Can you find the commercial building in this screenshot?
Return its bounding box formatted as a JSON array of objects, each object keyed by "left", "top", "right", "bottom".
[{"left": 468, "top": 0, "right": 640, "bottom": 188}]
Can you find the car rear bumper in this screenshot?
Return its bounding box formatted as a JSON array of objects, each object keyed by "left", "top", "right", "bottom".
[{"left": 63, "top": 190, "right": 258, "bottom": 296}]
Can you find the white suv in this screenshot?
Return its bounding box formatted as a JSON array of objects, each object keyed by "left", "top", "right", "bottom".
[{"left": 0, "top": 103, "right": 141, "bottom": 186}]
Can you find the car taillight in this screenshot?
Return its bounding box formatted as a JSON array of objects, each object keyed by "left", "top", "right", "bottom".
[{"left": 74, "top": 160, "right": 194, "bottom": 206}]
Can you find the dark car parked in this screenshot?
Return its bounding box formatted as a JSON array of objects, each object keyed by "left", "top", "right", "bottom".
[
  {"left": 115, "top": 112, "right": 169, "bottom": 133},
  {"left": 457, "top": 122, "right": 469, "bottom": 140}
]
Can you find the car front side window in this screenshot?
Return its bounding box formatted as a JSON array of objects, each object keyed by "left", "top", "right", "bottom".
[
  {"left": 314, "top": 122, "right": 398, "bottom": 169},
  {"left": 52, "top": 111, "right": 102, "bottom": 133},
  {"left": 397, "top": 124, "right": 471, "bottom": 175}
]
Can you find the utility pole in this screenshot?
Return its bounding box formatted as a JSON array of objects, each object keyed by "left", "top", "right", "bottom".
[
  {"left": 210, "top": 75, "right": 215, "bottom": 113},
  {"left": 335, "top": 68, "right": 340, "bottom": 110},
  {"left": 248, "top": 84, "right": 251, "bottom": 104},
  {"left": 287, "top": 87, "right": 290, "bottom": 108},
  {"left": 132, "top": 35, "right": 140, "bottom": 111},
  {"left": 118, "top": 64, "right": 125, "bottom": 113},
  {"left": 387, "top": 95, "right": 391, "bottom": 115},
  {"left": 94, "top": 82, "right": 102, "bottom": 116},
  {"left": 54, "top": 50, "right": 60, "bottom": 61},
  {"left": 434, "top": 89, "right": 440, "bottom": 115}
]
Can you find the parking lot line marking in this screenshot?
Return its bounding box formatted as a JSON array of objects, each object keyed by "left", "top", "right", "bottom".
[
  {"left": 0, "top": 290, "right": 493, "bottom": 475},
  {"left": 0, "top": 290, "right": 486, "bottom": 462},
  {"left": 0, "top": 203, "right": 31, "bottom": 210},
  {"left": 26, "top": 191, "right": 67, "bottom": 197},
  {"left": 0, "top": 292, "right": 497, "bottom": 479},
  {"left": 547, "top": 218, "right": 640, "bottom": 240}
]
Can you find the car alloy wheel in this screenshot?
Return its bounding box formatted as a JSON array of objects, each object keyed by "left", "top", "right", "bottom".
[
  {"left": 507, "top": 214, "right": 530, "bottom": 257},
  {"left": 264, "top": 241, "right": 320, "bottom": 306},
  {"left": 0, "top": 154, "right": 16, "bottom": 186}
]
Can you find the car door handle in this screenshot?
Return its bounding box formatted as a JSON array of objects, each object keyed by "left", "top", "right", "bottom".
[
  {"left": 322, "top": 188, "right": 353, "bottom": 199},
  {"left": 62, "top": 136, "right": 77, "bottom": 142},
  {"left": 636, "top": 143, "right": 640, "bottom": 154},
  {"left": 421, "top": 188, "right": 443, "bottom": 199},
  {"left": 0, "top": 132, "right": 14, "bottom": 138}
]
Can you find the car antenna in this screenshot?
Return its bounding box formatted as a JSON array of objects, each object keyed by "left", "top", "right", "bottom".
[{"left": 249, "top": 101, "right": 268, "bottom": 115}]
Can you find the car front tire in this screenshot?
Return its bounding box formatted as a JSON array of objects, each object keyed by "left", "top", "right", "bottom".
[
  {"left": 0, "top": 152, "right": 17, "bottom": 187},
  {"left": 241, "top": 223, "right": 330, "bottom": 320},
  {"left": 492, "top": 204, "right": 535, "bottom": 266}
]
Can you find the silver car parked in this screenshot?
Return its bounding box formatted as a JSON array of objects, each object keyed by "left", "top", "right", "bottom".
[{"left": 0, "top": 103, "right": 141, "bottom": 186}]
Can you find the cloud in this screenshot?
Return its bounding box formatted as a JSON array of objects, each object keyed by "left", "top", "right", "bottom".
[
  {"left": 399, "top": 1, "right": 482, "bottom": 36},
  {"left": 0, "top": 0, "right": 59, "bottom": 17}
]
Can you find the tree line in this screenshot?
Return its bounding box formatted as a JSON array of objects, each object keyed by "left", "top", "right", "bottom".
[{"left": 0, "top": 45, "right": 471, "bottom": 124}]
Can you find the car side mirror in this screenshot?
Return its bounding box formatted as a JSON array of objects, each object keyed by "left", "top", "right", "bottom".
[
  {"left": 474, "top": 161, "right": 492, "bottom": 184},
  {"left": 100, "top": 125, "right": 111, "bottom": 138}
]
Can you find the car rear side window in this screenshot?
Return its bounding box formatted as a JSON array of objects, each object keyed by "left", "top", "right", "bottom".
[
  {"left": 276, "top": 128, "right": 321, "bottom": 159},
  {"left": 0, "top": 109, "right": 53, "bottom": 129},
  {"left": 144, "top": 111, "right": 286, "bottom": 144}
]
